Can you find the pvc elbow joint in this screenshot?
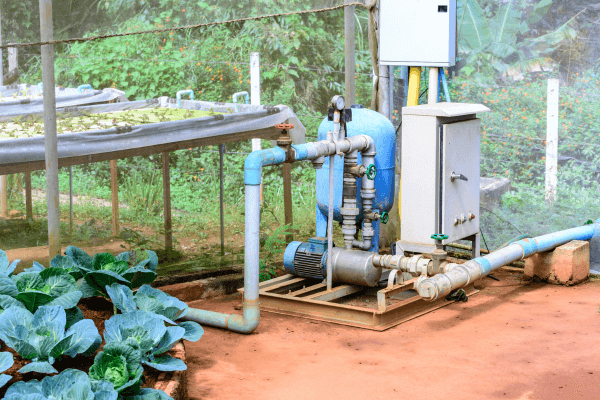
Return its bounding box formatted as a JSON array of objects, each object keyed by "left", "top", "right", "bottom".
[
  {"left": 244, "top": 147, "right": 286, "bottom": 185},
  {"left": 227, "top": 300, "right": 260, "bottom": 334}
]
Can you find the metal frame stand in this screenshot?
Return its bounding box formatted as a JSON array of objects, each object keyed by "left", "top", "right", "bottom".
[{"left": 242, "top": 274, "right": 478, "bottom": 331}]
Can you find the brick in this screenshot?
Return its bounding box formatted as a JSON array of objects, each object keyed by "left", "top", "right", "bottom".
[{"left": 524, "top": 240, "right": 589, "bottom": 285}]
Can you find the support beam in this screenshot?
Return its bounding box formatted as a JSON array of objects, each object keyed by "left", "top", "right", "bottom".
[
  {"left": 344, "top": 0, "right": 356, "bottom": 107},
  {"left": 219, "top": 144, "right": 225, "bottom": 256},
  {"left": 0, "top": 176, "right": 6, "bottom": 217},
  {"left": 25, "top": 172, "right": 32, "bottom": 221},
  {"left": 7, "top": 46, "right": 18, "bottom": 85},
  {"left": 428, "top": 67, "right": 439, "bottom": 104},
  {"left": 545, "top": 79, "right": 559, "bottom": 203},
  {"left": 110, "top": 159, "right": 119, "bottom": 236},
  {"left": 40, "top": 0, "right": 60, "bottom": 258},
  {"left": 162, "top": 152, "right": 173, "bottom": 251},
  {"left": 282, "top": 162, "right": 293, "bottom": 242}
]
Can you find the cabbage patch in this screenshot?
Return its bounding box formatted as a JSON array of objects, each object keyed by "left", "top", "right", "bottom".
[
  {"left": 64, "top": 246, "right": 158, "bottom": 298},
  {"left": 0, "top": 351, "right": 14, "bottom": 388},
  {"left": 89, "top": 340, "right": 144, "bottom": 396},
  {"left": 9, "top": 267, "right": 82, "bottom": 313},
  {"left": 106, "top": 283, "right": 203, "bottom": 342},
  {"left": 0, "top": 305, "right": 101, "bottom": 374},
  {"left": 3, "top": 368, "right": 118, "bottom": 400},
  {"left": 0, "top": 250, "right": 19, "bottom": 277},
  {"left": 104, "top": 310, "right": 186, "bottom": 372},
  {"left": 50, "top": 254, "right": 83, "bottom": 280}
]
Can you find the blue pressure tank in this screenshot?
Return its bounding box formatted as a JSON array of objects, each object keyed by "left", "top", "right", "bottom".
[{"left": 315, "top": 107, "right": 396, "bottom": 251}]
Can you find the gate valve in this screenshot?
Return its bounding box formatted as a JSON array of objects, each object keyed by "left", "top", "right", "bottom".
[
  {"left": 380, "top": 211, "right": 389, "bottom": 224},
  {"left": 430, "top": 234, "right": 449, "bottom": 275},
  {"left": 366, "top": 164, "right": 377, "bottom": 180}
]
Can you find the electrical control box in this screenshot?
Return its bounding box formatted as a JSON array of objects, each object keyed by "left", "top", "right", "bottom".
[
  {"left": 397, "top": 103, "right": 490, "bottom": 255},
  {"left": 379, "top": 0, "right": 457, "bottom": 67}
]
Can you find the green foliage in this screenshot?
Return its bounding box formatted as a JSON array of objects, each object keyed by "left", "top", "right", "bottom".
[
  {"left": 458, "top": 0, "right": 579, "bottom": 79},
  {"left": 64, "top": 246, "right": 158, "bottom": 298},
  {"left": 3, "top": 368, "right": 118, "bottom": 400},
  {"left": 0, "top": 352, "right": 14, "bottom": 389},
  {"left": 89, "top": 341, "right": 144, "bottom": 396},
  {"left": 11, "top": 267, "right": 82, "bottom": 313},
  {"left": 259, "top": 222, "right": 292, "bottom": 281},
  {"left": 104, "top": 310, "right": 187, "bottom": 372},
  {"left": 0, "top": 305, "right": 101, "bottom": 374}
]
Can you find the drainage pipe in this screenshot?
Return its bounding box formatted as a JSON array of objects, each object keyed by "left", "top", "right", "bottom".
[
  {"left": 182, "top": 135, "right": 375, "bottom": 333},
  {"left": 415, "top": 219, "right": 600, "bottom": 301}
]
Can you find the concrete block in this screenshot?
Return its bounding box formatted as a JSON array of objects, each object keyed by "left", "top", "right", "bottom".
[
  {"left": 524, "top": 240, "right": 589, "bottom": 285},
  {"left": 480, "top": 177, "right": 511, "bottom": 209}
]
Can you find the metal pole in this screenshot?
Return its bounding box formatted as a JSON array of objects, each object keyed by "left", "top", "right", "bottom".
[
  {"left": 69, "top": 166, "right": 73, "bottom": 241},
  {"left": 326, "top": 155, "right": 335, "bottom": 291},
  {"left": 378, "top": 63, "right": 390, "bottom": 119},
  {"left": 25, "top": 172, "right": 32, "bottom": 221},
  {"left": 40, "top": 0, "right": 60, "bottom": 258},
  {"left": 219, "top": 144, "right": 225, "bottom": 256},
  {"left": 545, "top": 79, "right": 559, "bottom": 203},
  {"left": 162, "top": 152, "right": 173, "bottom": 251},
  {"left": 110, "top": 160, "right": 119, "bottom": 236},
  {"left": 250, "top": 52, "right": 263, "bottom": 203},
  {"left": 344, "top": 0, "right": 356, "bottom": 107}
]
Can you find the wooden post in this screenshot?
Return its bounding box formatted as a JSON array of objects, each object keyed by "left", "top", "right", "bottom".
[
  {"left": 283, "top": 163, "right": 293, "bottom": 242},
  {"left": 110, "top": 160, "right": 120, "bottom": 236},
  {"left": 25, "top": 172, "right": 33, "bottom": 221},
  {"left": 344, "top": 0, "right": 356, "bottom": 107},
  {"left": 219, "top": 144, "right": 225, "bottom": 256},
  {"left": 545, "top": 79, "right": 559, "bottom": 203},
  {"left": 162, "top": 152, "right": 172, "bottom": 251},
  {"left": 0, "top": 176, "right": 6, "bottom": 217}
]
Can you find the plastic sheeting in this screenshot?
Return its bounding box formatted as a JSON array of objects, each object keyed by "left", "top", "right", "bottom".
[
  {"left": 0, "top": 99, "right": 305, "bottom": 171},
  {"left": 0, "top": 87, "right": 128, "bottom": 120}
]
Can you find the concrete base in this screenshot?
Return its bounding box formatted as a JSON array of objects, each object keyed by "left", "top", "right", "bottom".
[{"left": 524, "top": 240, "right": 590, "bottom": 285}]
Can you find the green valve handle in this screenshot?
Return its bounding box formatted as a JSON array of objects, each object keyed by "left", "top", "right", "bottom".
[
  {"left": 584, "top": 219, "right": 594, "bottom": 225},
  {"left": 380, "top": 212, "right": 389, "bottom": 224},
  {"left": 366, "top": 164, "right": 377, "bottom": 180},
  {"left": 431, "top": 234, "right": 448, "bottom": 241}
]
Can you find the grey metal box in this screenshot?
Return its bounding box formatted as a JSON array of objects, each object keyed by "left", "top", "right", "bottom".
[
  {"left": 379, "top": 0, "right": 457, "bottom": 67},
  {"left": 398, "top": 103, "right": 489, "bottom": 254}
]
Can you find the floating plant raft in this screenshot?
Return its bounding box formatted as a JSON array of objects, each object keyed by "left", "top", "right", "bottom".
[{"left": 0, "top": 108, "right": 223, "bottom": 140}]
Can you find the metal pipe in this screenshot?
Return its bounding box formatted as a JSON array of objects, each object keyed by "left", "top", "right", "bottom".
[
  {"left": 182, "top": 134, "right": 378, "bottom": 333},
  {"left": 40, "top": 0, "right": 60, "bottom": 258},
  {"left": 416, "top": 219, "right": 600, "bottom": 301},
  {"left": 326, "top": 153, "right": 335, "bottom": 291}
]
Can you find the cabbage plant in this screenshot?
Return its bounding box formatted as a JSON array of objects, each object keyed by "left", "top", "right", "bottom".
[
  {"left": 64, "top": 246, "right": 158, "bottom": 299},
  {"left": 3, "top": 368, "right": 118, "bottom": 400},
  {"left": 104, "top": 310, "right": 186, "bottom": 372},
  {"left": 50, "top": 254, "right": 83, "bottom": 280},
  {"left": 0, "top": 351, "right": 14, "bottom": 388},
  {"left": 106, "top": 283, "right": 203, "bottom": 342},
  {"left": 0, "top": 250, "right": 19, "bottom": 277},
  {"left": 0, "top": 305, "right": 101, "bottom": 374},
  {"left": 89, "top": 340, "right": 144, "bottom": 396},
  {"left": 7, "top": 266, "right": 82, "bottom": 313}
]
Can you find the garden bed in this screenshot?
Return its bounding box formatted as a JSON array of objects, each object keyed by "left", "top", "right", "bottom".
[{"left": 0, "top": 295, "right": 187, "bottom": 399}]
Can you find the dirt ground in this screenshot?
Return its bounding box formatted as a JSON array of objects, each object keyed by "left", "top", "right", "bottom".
[{"left": 185, "top": 269, "right": 600, "bottom": 400}]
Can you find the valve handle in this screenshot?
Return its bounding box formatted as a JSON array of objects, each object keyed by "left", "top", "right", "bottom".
[
  {"left": 431, "top": 234, "right": 448, "bottom": 241},
  {"left": 380, "top": 211, "right": 389, "bottom": 224},
  {"left": 366, "top": 164, "right": 377, "bottom": 180}
]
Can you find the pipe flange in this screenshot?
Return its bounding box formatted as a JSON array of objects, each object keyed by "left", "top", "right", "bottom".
[
  {"left": 408, "top": 255, "right": 423, "bottom": 275},
  {"left": 340, "top": 206, "right": 360, "bottom": 216},
  {"left": 362, "top": 226, "right": 375, "bottom": 237}
]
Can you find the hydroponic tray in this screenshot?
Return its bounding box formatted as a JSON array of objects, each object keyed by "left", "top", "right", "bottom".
[{"left": 0, "top": 97, "right": 305, "bottom": 175}]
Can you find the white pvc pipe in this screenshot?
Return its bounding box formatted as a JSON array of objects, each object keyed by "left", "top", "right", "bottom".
[{"left": 428, "top": 67, "right": 439, "bottom": 104}]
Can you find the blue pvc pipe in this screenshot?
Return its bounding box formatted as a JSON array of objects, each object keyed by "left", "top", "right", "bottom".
[
  {"left": 244, "top": 147, "right": 287, "bottom": 185},
  {"left": 77, "top": 84, "right": 92, "bottom": 93},
  {"left": 176, "top": 89, "right": 194, "bottom": 108}
]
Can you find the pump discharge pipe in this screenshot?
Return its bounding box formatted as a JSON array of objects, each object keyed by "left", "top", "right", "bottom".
[
  {"left": 182, "top": 97, "right": 376, "bottom": 333},
  {"left": 414, "top": 219, "right": 600, "bottom": 301}
]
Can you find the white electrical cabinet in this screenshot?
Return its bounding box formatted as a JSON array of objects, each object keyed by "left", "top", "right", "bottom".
[
  {"left": 379, "top": 0, "right": 457, "bottom": 67},
  {"left": 398, "top": 103, "right": 490, "bottom": 255}
]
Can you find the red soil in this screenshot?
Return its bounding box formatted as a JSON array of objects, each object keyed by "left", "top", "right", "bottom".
[{"left": 185, "top": 269, "right": 600, "bottom": 400}]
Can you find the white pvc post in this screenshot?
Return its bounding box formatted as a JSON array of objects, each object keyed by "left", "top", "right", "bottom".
[
  {"left": 545, "top": 79, "right": 559, "bottom": 203},
  {"left": 250, "top": 52, "right": 263, "bottom": 202},
  {"left": 428, "top": 67, "right": 439, "bottom": 104},
  {"left": 250, "top": 52, "right": 261, "bottom": 152}
]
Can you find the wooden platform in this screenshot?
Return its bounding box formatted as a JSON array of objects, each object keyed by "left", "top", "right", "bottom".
[{"left": 241, "top": 274, "right": 479, "bottom": 331}]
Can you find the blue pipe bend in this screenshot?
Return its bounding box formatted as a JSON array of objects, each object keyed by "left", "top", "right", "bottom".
[{"left": 244, "top": 147, "right": 287, "bottom": 185}]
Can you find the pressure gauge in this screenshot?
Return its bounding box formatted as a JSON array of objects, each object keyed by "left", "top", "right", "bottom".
[{"left": 331, "top": 95, "right": 345, "bottom": 111}]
